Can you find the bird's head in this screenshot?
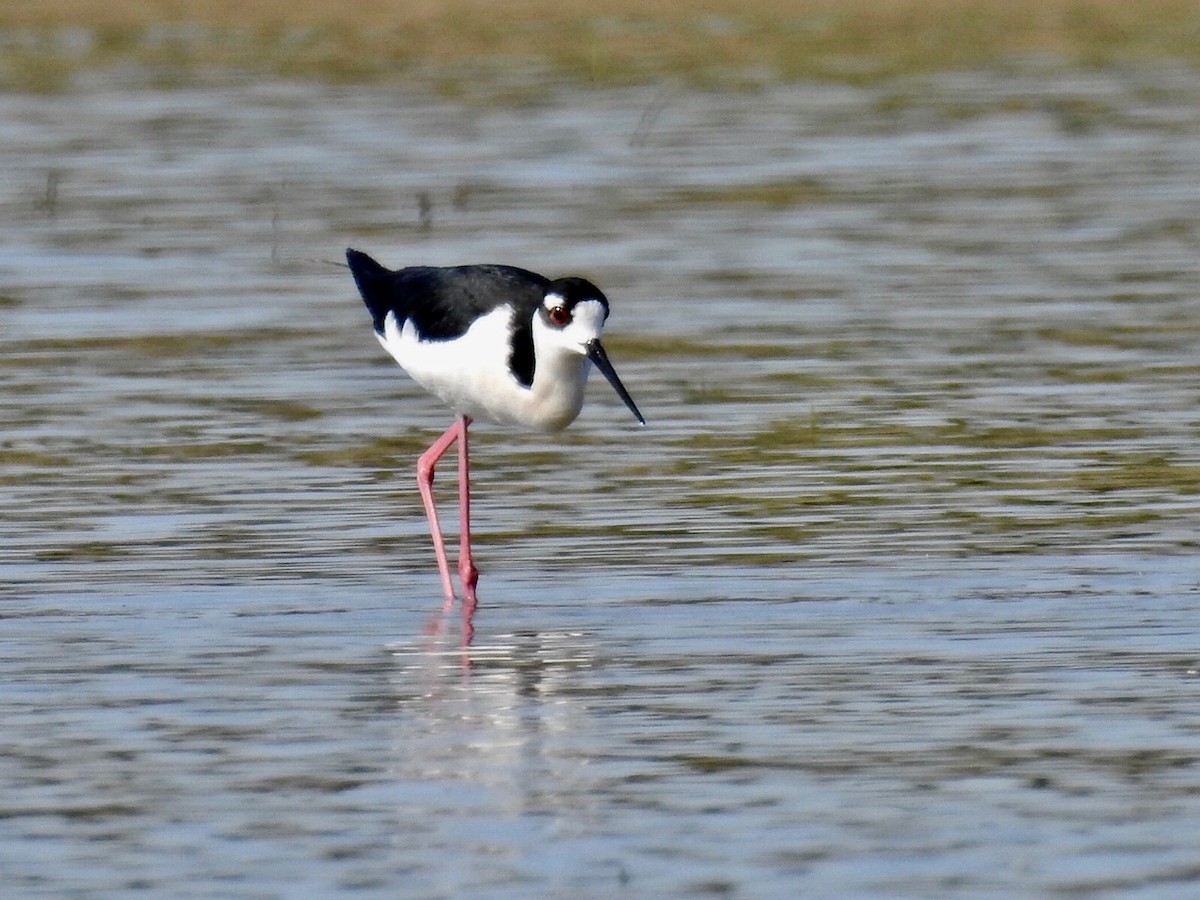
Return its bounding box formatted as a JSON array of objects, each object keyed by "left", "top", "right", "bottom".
[
  {"left": 537, "top": 277, "right": 610, "bottom": 351},
  {"left": 537, "top": 277, "right": 644, "bottom": 425}
]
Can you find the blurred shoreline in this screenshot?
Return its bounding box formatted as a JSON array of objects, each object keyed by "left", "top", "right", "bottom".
[{"left": 3, "top": 0, "right": 1200, "bottom": 92}]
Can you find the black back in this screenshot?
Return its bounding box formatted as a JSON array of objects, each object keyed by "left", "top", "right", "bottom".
[{"left": 347, "top": 248, "right": 549, "bottom": 386}]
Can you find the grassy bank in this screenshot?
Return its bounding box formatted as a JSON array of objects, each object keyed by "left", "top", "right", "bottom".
[{"left": 2, "top": 0, "right": 1200, "bottom": 90}]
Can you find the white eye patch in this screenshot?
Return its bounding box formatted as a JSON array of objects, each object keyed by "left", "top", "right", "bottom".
[{"left": 569, "top": 298, "right": 608, "bottom": 333}]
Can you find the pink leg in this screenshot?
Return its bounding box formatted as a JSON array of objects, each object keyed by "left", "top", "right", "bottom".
[
  {"left": 415, "top": 415, "right": 480, "bottom": 615},
  {"left": 456, "top": 416, "right": 479, "bottom": 609},
  {"left": 416, "top": 420, "right": 463, "bottom": 611}
]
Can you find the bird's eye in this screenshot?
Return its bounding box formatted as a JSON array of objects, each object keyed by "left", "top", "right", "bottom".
[{"left": 548, "top": 306, "right": 571, "bottom": 326}]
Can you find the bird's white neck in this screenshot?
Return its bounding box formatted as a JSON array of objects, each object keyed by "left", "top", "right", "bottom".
[{"left": 524, "top": 331, "right": 591, "bottom": 432}]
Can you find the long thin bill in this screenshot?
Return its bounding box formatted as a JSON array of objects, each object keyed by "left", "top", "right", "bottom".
[{"left": 586, "top": 339, "right": 645, "bottom": 425}]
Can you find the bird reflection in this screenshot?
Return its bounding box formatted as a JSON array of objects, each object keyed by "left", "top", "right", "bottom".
[{"left": 423, "top": 593, "right": 478, "bottom": 667}]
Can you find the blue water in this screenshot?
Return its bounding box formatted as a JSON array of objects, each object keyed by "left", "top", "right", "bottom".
[
  {"left": 3, "top": 561, "right": 1198, "bottom": 896},
  {"left": 2, "top": 67, "right": 1200, "bottom": 896}
]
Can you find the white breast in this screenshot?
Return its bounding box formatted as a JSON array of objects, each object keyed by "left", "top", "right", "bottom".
[{"left": 377, "top": 308, "right": 591, "bottom": 432}]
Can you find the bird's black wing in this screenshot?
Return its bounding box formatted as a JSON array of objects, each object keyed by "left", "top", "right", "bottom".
[{"left": 346, "top": 249, "right": 545, "bottom": 386}]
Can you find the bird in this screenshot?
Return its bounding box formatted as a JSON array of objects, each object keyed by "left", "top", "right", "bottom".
[{"left": 346, "top": 248, "right": 644, "bottom": 614}]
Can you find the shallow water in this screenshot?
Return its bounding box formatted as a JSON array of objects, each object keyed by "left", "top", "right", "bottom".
[{"left": 2, "top": 67, "right": 1199, "bottom": 896}]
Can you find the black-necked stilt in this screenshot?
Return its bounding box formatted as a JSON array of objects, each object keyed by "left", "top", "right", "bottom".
[{"left": 346, "top": 248, "right": 644, "bottom": 612}]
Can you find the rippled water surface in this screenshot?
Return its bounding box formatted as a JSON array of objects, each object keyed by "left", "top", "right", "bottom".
[{"left": 2, "top": 67, "right": 1200, "bottom": 896}]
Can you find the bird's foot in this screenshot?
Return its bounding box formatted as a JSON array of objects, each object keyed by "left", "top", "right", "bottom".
[{"left": 459, "top": 558, "right": 479, "bottom": 606}]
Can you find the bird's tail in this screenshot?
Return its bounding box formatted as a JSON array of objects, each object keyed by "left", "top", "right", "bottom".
[{"left": 345, "top": 248, "right": 394, "bottom": 334}]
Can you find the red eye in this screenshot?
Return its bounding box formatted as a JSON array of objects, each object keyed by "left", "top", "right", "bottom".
[{"left": 548, "top": 306, "right": 571, "bottom": 326}]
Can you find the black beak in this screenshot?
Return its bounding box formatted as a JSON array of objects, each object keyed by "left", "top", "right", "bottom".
[{"left": 586, "top": 340, "right": 645, "bottom": 425}]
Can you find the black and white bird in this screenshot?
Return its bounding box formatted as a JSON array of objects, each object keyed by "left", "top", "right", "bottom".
[{"left": 346, "top": 248, "right": 644, "bottom": 612}]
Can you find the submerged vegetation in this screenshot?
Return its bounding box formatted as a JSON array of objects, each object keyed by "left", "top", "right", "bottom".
[{"left": 3, "top": 0, "right": 1200, "bottom": 90}]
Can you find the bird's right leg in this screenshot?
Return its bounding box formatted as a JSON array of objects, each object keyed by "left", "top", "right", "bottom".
[
  {"left": 416, "top": 422, "right": 462, "bottom": 611},
  {"left": 455, "top": 416, "right": 479, "bottom": 610}
]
